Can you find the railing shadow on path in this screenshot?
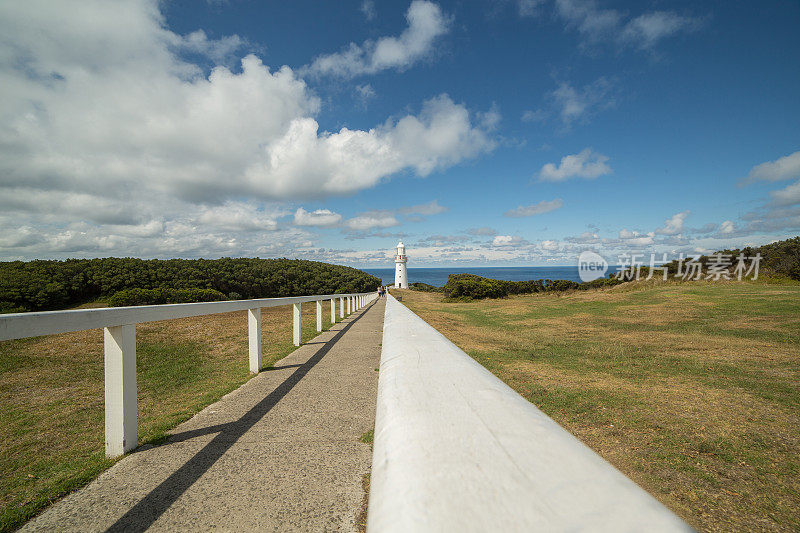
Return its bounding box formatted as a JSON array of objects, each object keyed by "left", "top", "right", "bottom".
[
  {"left": 105, "top": 300, "right": 378, "bottom": 533},
  {"left": 264, "top": 363, "right": 304, "bottom": 371}
]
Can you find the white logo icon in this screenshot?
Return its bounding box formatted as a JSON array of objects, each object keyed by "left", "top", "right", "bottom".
[{"left": 578, "top": 251, "right": 608, "bottom": 282}]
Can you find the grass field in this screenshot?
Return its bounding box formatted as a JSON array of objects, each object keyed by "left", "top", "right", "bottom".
[
  {"left": 394, "top": 281, "right": 800, "bottom": 532},
  {"left": 0, "top": 300, "right": 346, "bottom": 532}
]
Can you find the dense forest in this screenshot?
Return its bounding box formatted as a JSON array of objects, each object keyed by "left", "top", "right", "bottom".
[{"left": 0, "top": 257, "right": 381, "bottom": 312}]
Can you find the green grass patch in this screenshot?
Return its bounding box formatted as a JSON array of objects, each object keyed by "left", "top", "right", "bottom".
[
  {"left": 360, "top": 429, "right": 374, "bottom": 444},
  {"left": 396, "top": 281, "right": 800, "bottom": 531}
]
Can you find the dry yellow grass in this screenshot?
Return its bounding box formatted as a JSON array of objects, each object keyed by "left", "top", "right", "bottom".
[
  {"left": 395, "top": 281, "right": 800, "bottom": 532},
  {"left": 0, "top": 301, "right": 341, "bottom": 531}
]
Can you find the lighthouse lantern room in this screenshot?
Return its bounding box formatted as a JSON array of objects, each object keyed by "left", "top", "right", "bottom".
[{"left": 394, "top": 242, "right": 408, "bottom": 288}]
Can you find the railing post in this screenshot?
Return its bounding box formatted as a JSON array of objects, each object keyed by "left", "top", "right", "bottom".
[
  {"left": 316, "top": 300, "right": 323, "bottom": 332},
  {"left": 331, "top": 298, "right": 336, "bottom": 324},
  {"left": 347, "top": 296, "right": 352, "bottom": 315},
  {"left": 292, "top": 302, "right": 301, "bottom": 346},
  {"left": 340, "top": 297, "right": 344, "bottom": 318},
  {"left": 248, "top": 308, "right": 261, "bottom": 373},
  {"left": 104, "top": 324, "right": 137, "bottom": 458}
]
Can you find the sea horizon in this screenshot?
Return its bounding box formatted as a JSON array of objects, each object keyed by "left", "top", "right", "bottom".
[{"left": 363, "top": 266, "right": 612, "bottom": 287}]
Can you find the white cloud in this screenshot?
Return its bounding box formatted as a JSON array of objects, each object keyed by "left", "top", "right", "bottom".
[
  {"left": 770, "top": 180, "right": 800, "bottom": 207},
  {"left": 737, "top": 205, "right": 800, "bottom": 235},
  {"left": 0, "top": 2, "right": 494, "bottom": 259},
  {"left": 179, "top": 29, "right": 245, "bottom": 65},
  {"left": 540, "top": 239, "right": 559, "bottom": 251},
  {"left": 0, "top": 2, "right": 492, "bottom": 243},
  {"left": 655, "top": 210, "right": 689, "bottom": 235},
  {"left": 734, "top": 153, "right": 800, "bottom": 235},
  {"left": 555, "top": 0, "right": 620, "bottom": 41},
  {"left": 741, "top": 151, "right": 800, "bottom": 185},
  {"left": 492, "top": 235, "right": 528, "bottom": 247},
  {"left": 343, "top": 200, "right": 447, "bottom": 233},
  {"left": 538, "top": 149, "right": 611, "bottom": 182},
  {"left": 0, "top": 188, "right": 147, "bottom": 226},
  {"left": 238, "top": 93, "right": 493, "bottom": 199},
  {"left": 478, "top": 104, "right": 502, "bottom": 131},
  {"left": 719, "top": 220, "right": 735, "bottom": 234},
  {"left": 345, "top": 212, "right": 400, "bottom": 231},
  {"left": 551, "top": 78, "right": 614, "bottom": 127},
  {"left": 293, "top": 207, "right": 343, "bottom": 227},
  {"left": 108, "top": 220, "right": 167, "bottom": 238},
  {"left": 305, "top": 0, "right": 449, "bottom": 78},
  {"left": 0, "top": 205, "right": 316, "bottom": 260},
  {"left": 621, "top": 12, "right": 699, "bottom": 50},
  {"left": 628, "top": 234, "right": 655, "bottom": 246},
  {"left": 554, "top": 0, "right": 699, "bottom": 50},
  {"left": 355, "top": 83, "right": 376, "bottom": 103},
  {"left": 505, "top": 198, "right": 563, "bottom": 217},
  {"left": 566, "top": 231, "right": 601, "bottom": 244},
  {"left": 397, "top": 200, "right": 448, "bottom": 216},
  {"left": 521, "top": 109, "right": 546, "bottom": 123},
  {"left": 196, "top": 202, "right": 279, "bottom": 232},
  {"left": 361, "top": 0, "right": 376, "bottom": 21},
  {"left": 618, "top": 229, "right": 655, "bottom": 245}
]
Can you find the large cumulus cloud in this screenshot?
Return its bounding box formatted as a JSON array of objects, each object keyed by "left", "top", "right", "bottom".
[{"left": 0, "top": 0, "right": 494, "bottom": 258}]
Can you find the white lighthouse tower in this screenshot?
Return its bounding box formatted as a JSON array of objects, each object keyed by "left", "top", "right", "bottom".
[{"left": 394, "top": 241, "right": 408, "bottom": 289}]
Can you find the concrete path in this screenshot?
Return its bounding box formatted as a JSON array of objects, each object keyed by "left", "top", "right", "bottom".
[{"left": 22, "top": 298, "right": 386, "bottom": 532}]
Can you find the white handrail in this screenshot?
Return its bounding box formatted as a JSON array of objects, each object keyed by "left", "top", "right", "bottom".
[
  {"left": 0, "top": 292, "right": 371, "bottom": 341},
  {"left": 0, "top": 290, "right": 378, "bottom": 457},
  {"left": 368, "top": 294, "right": 690, "bottom": 532}
]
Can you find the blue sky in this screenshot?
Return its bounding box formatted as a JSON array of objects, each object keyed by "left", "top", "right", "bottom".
[{"left": 0, "top": 0, "right": 798, "bottom": 266}]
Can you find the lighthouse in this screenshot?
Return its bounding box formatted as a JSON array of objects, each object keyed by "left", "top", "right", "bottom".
[{"left": 394, "top": 241, "right": 408, "bottom": 288}]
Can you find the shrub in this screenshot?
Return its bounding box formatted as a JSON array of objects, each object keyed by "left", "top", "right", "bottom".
[
  {"left": 409, "top": 282, "right": 442, "bottom": 292},
  {"left": 444, "top": 274, "right": 509, "bottom": 299},
  {"left": 443, "top": 273, "right": 624, "bottom": 300}
]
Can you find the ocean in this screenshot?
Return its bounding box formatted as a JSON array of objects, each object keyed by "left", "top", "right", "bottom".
[{"left": 363, "top": 266, "right": 587, "bottom": 287}]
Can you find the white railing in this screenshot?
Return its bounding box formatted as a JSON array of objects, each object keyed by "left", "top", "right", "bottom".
[
  {"left": 368, "top": 294, "right": 691, "bottom": 532},
  {"left": 0, "top": 291, "right": 377, "bottom": 457}
]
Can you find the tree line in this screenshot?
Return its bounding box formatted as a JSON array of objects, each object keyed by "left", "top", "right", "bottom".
[{"left": 0, "top": 257, "right": 381, "bottom": 312}]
